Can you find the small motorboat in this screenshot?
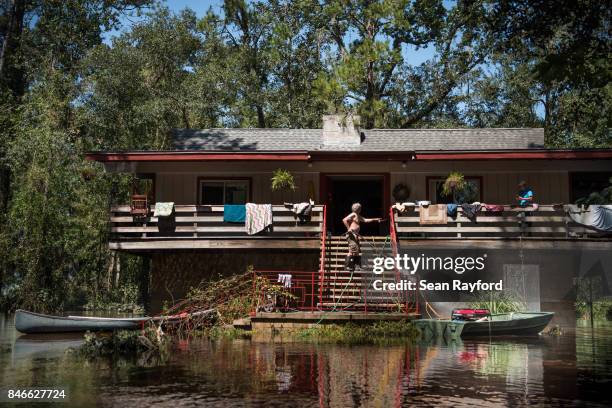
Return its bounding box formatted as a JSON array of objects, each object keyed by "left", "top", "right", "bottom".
[
  {"left": 414, "top": 309, "right": 555, "bottom": 339},
  {"left": 15, "top": 309, "right": 215, "bottom": 334}
]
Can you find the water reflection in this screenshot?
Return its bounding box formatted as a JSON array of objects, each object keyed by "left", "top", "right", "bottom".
[{"left": 1, "top": 314, "right": 611, "bottom": 407}]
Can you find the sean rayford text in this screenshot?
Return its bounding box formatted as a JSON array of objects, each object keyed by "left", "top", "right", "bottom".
[
  {"left": 372, "top": 254, "right": 487, "bottom": 275},
  {"left": 372, "top": 279, "right": 503, "bottom": 292}
]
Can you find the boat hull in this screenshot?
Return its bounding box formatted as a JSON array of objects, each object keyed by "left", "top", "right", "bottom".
[
  {"left": 414, "top": 312, "right": 554, "bottom": 339},
  {"left": 15, "top": 310, "right": 144, "bottom": 334},
  {"left": 461, "top": 312, "right": 554, "bottom": 337}
]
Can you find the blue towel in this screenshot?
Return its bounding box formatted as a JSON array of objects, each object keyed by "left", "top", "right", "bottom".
[
  {"left": 447, "top": 204, "right": 458, "bottom": 217},
  {"left": 224, "top": 204, "right": 246, "bottom": 223}
]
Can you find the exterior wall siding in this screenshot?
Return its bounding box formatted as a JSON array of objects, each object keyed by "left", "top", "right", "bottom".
[{"left": 117, "top": 159, "right": 612, "bottom": 205}]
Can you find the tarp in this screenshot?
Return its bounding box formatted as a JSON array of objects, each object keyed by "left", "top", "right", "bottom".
[{"left": 568, "top": 205, "right": 612, "bottom": 232}]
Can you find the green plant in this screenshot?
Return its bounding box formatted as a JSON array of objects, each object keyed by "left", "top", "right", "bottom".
[
  {"left": 295, "top": 321, "right": 418, "bottom": 344},
  {"left": 271, "top": 169, "right": 296, "bottom": 192},
  {"left": 441, "top": 172, "right": 479, "bottom": 204},
  {"left": 441, "top": 172, "right": 466, "bottom": 197},
  {"left": 575, "top": 177, "right": 612, "bottom": 206},
  {"left": 469, "top": 291, "right": 526, "bottom": 314}
]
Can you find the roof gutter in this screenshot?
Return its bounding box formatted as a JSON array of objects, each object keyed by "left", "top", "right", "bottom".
[
  {"left": 85, "top": 151, "right": 311, "bottom": 162},
  {"left": 415, "top": 150, "right": 612, "bottom": 160},
  {"left": 85, "top": 149, "right": 612, "bottom": 163}
]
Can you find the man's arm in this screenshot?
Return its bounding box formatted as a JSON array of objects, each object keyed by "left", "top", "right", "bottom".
[
  {"left": 343, "top": 213, "right": 355, "bottom": 230},
  {"left": 363, "top": 217, "right": 383, "bottom": 223},
  {"left": 520, "top": 191, "right": 534, "bottom": 202}
]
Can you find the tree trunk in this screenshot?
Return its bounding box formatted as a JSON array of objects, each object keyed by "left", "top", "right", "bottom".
[
  {"left": 256, "top": 104, "right": 265, "bottom": 128},
  {"left": 138, "top": 256, "right": 151, "bottom": 311},
  {"left": 0, "top": 0, "right": 27, "bottom": 97}
]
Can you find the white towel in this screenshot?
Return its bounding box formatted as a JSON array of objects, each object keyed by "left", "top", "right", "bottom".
[
  {"left": 277, "top": 274, "right": 292, "bottom": 288},
  {"left": 153, "top": 202, "right": 174, "bottom": 217}
]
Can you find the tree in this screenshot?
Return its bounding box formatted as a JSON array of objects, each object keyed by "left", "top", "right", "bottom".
[
  {"left": 488, "top": 0, "right": 611, "bottom": 147},
  {"left": 313, "top": 0, "right": 495, "bottom": 128}
]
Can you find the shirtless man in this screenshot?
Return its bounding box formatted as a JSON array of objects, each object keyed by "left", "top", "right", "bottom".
[{"left": 342, "top": 203, "right": 383, "bottom": 271}]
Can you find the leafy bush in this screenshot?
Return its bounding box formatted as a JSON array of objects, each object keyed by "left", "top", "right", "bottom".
[{"left": 469, "top": 291, "right": 526, "bottom": 314}]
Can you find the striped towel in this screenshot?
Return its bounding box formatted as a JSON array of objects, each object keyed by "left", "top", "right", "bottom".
[{"left": 245, "top": 203, "right": 273, "bottom": 235}]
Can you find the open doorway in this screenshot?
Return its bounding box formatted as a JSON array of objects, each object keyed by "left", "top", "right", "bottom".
[{"left": 322, "top": 175, "right": 388, "bottom": 235}]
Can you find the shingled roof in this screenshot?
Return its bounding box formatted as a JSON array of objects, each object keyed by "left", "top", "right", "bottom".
[{"left": 171, "top": 127, "right": 545, "bottom": 152}]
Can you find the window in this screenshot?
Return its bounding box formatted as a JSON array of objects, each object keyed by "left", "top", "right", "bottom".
[
  {"left": 199, "top": 179, "right": 250, "bottom": 205},
  {"left": 427, "top": 176, "right": 482, "bottom": 204}
]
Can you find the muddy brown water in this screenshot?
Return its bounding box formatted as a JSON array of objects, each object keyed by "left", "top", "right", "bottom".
[{"left": 1, "top": 314, "right": 611, "bottom": 407}]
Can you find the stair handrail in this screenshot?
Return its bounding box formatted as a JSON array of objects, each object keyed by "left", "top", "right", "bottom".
[{"left": 318, "top": 204, "right": 327, "bottom": 308}]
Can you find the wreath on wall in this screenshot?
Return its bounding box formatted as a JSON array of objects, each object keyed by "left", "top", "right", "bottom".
[{"left": 392, "top": 183, "right": 411, "bottom": 202}]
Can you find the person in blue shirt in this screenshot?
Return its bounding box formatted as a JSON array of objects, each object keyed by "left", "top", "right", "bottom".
[{"left": 515, "top": 181, "right": 534, "bottom": 207}]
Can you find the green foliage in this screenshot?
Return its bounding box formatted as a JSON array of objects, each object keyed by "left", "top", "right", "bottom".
[
  {"left": 574, "top": 276, "right": 611, "bottom": 321},
  {"left": 270, "top": 168, "right": 296, "bottom": 192},
  {"left": 469, "top": 291, "right": 526, "bottom": 314},
  {"left": 441, "top": 172, "right": 466, "bottom": 197},
  {"left": 575, "top": 177, "right": 612, "bottom": 206},
  {"left": 441, "top": 172, "right": 479, "bottom": 204},
  {"left": 295, "top": 321, "right": 418, "bottom": 344},
  {"left": 77, "top": 327, "right": 170, "bottom": 361}
]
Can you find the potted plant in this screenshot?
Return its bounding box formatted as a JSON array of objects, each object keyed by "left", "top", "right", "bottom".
[
  {"left": 441, "top": 172, "right": 478, "bottom": 204},
  {"left": 271, "top": 168, "right": 296, "bottom": 192}
]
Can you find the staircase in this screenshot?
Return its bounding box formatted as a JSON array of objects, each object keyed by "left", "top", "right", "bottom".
[{"left": 319, "top": 235, "right": 415, "bottom": 312}]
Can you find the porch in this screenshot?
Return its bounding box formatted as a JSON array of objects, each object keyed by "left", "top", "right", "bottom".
[
  {"left": 108, "top": 204, "right": 325, "bottom": 251},
  {"left": 109, "top": 203, "right": 610, "bottom": 251}
]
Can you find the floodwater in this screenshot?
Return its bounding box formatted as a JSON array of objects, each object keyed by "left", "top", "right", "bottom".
[{"left": 0, "top": 315, "right": 611, "bottom": 407}]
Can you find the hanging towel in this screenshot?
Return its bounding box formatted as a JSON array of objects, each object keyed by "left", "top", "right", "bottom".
[
  {"left": 484, "top": 204, "right": 505, "bottom": 212},
  {"left": 245, "top": 203, "right": 273, "bottom": 235},
  {"left": 419, "top": 204, "right": 448, "bottom": 225},
  {"left": 223, "top": 204, "right": 246, "bottom": 223},
  {"left": 153, "top": 202, "right": 174, "bottom": 217},
  {"left": 289, "top": 199, "right": 314, "bottom": 223},
  {"left": 277, "top": 274, "right": 292, "bottom": 288},
  {"left": 461, "top": 203, "right": 482, "bottom": 222},
  {"left": 392, "top": 202, "right": 416, "bottom": 213},
  {"left": 446, "top": 203, "right": 458, "bottom": 217},
  {"left": 568, "top": 205, "right": 612, "bottom": 232}
]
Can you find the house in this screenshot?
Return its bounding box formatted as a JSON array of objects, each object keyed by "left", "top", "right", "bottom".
[{"left": 87, "top": 115, "right": 612, "bottom": 322}]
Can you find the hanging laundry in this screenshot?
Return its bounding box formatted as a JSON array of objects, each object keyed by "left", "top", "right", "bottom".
[
  {"left": 223, "top": 204, "right": 246, "bottom": 223},
  {"left": 484, "top": 204, "right": 505, "bottom": 212},
  {"left": 461, "top": 203, "right": 482, "bottom": 222},
  {"left": 392, "top": 202, "right": 416, "bottom": 213},
  {"left": 277, "top": 274, "right": 292, "bottom": 288},
  {"left": 286, "top": 199, "right": 314, "bottom": 223},
  {"left": 153, "top": 202, "right": 174, "bottom": 217},
  {"left": 446, "top": 203, "right": 458, "bottom": 217},
  {"left": 567, "top": 205, "right": 612, "bottom": 232},
  {"left": 419, "top": 204, "right": 448, "bottom": 225},
  {"left": 245, "top": 203, "right": 273, "bottom": 235}
]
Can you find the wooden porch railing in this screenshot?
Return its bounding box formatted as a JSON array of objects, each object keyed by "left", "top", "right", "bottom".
[
  {"left": 393, "top": 204, "right": 609, "bottom": 239},
  {"left": 109, "top": 204, "right": 324, "bottom": 239}
]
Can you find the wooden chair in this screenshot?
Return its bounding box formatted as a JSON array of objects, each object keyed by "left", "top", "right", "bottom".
[{"left": 130, "top": 194, "right": 149, "bottom": 217}]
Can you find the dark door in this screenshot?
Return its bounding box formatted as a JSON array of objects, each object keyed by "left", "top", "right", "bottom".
[{"left": 325, "top": 176, "right": 386, "bottom": 235}]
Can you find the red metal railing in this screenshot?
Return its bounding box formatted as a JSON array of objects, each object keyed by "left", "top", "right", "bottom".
[
  {"left": 253, "top": 270, "right": 319, "bottom": 312},
  {"left": 318, "top": 204, "right": 327, "bottom": 309},
  {"left": 390, "top": 206, "right": 418, "bottom": 315}
]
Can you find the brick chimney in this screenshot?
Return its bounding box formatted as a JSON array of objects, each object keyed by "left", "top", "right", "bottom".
[{"left": 322, "top": 114, "right": 361, "bottom": 147}]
